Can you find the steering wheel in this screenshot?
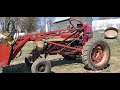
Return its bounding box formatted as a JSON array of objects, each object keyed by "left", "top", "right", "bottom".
[{"left": 69, "top": 18, "right": 84, "bottom": 29}]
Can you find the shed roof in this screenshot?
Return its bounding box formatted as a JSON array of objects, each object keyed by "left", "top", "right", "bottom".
[{"left": 53, "top": 17, "right": 70, "bottom": 23}]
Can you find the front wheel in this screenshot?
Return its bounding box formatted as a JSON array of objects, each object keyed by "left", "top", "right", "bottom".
[
  {"left": 82, "top": 39, "right": 110, "bottom": 70},
  {"left": 31, "top": 59, "right": 51, "bottom": 73}
]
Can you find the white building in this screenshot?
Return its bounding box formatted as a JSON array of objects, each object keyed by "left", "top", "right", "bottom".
[{"left": 92, "top": 18, "right": 120, "bottom": 32}]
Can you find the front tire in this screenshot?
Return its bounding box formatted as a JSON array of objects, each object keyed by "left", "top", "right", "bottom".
[
  {"left": 31, "top": 59, "right": 51, "bottom": 73},
  {"left": 82, "top": 39, "right": 110, "bottom": 70}
]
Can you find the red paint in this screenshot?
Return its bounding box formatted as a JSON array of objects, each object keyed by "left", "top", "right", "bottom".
[
  {"left": 91, "top": 46, "right": 104, "bottom": 64},
  {"left": 0, "top": 42, "right": 12, "bottom": 66},
  {"left": 0, "top": 18, "right": 93, "bottom": 66}
]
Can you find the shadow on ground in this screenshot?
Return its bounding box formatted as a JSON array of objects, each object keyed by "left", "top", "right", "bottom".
[
  {"left": 51, "top": 58, "right": 83, "bottom": 67},
  {"left": 2, "top": 63, "right": 31, "bottom": 73},
  {"left": 83, "top": 63, "right": 110, "bottom": 70},
  {"left": 2, "top": 58, "right": 83, "bottom": 73}
]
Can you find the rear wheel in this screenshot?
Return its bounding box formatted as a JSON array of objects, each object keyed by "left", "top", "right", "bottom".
[
  {"left": 82, "top": 39, "right": 110, "bottom": 70},
  {"left": 31, "top": 59, "right": 51, "bottom": 73}
]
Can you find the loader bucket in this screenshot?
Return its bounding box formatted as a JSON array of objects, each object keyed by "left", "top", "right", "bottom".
[{"left": 0, "top": 40, "right": 12, "bottom": 66}]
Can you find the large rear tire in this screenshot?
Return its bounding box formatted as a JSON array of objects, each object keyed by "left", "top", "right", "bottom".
[{"left": 82, "top": 39, "right": 110, "bottom": 70}]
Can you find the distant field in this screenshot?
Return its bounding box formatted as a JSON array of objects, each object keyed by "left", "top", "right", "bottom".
[{"left": 1, "top": 33, "right": 120, "bottom": 73}]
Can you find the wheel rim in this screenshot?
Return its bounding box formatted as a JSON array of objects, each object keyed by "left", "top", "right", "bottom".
[
  {"left": 38, "top": 64, "right": 46, "bottom": 72},
  {"left": 91, "top": 44, "right": 109, "bottom": 65}
]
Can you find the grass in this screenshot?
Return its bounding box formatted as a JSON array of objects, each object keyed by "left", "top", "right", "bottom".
[{"left": 1, "top": 33, "right": 120, "bottom": 73}]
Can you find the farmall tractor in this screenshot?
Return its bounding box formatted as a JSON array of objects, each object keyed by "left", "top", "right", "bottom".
[{"left": 0, "top": 18, "right": 111, "bottom": 73}]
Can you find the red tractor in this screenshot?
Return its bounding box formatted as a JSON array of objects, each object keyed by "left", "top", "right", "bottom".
[{"left": 0, "top": 18, "right": 110, "bottom": 73}]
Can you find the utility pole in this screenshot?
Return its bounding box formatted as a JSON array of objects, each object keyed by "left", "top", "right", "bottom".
[{"left": 45, "top": 17, "right": 48, "bottom": 32}]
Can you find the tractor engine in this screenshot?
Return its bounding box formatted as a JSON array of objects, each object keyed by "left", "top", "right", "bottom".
[{"left": 35, "top": 41, "right": 47, "bottom": 53}]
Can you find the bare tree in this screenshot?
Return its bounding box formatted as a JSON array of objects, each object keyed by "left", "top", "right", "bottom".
[
  {"left": 38, "top": 17, "right": 46, "bottom": 32},
  {"left": 0, "top": 17, "right": 21, "bottom": 32},
  {"left": 0, "top": 17, "right": 11, "bottom": 32},
  {"left": 0, "top": 17, "right": 39, "bottom": 33},
  {"left": 39, "top": 25, "right": 45, "bottom": 32},
  {"left": 48, "top": 17, "right": 54, "bottom": 31},
  {"left": 18, "top": 17, "right": 39, "bottom": 33}
]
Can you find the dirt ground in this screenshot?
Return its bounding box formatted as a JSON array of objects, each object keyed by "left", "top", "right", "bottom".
[{"left": 1, "top": 33, "right": 120, "bottom": 73}]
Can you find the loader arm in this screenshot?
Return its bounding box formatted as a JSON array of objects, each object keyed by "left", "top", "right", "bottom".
[
  {"left": 10, "top": 28, "right": 80, "bottom": 60},
  {"left": 10, "top": 30, "right": 71, "bottom": 60}
]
